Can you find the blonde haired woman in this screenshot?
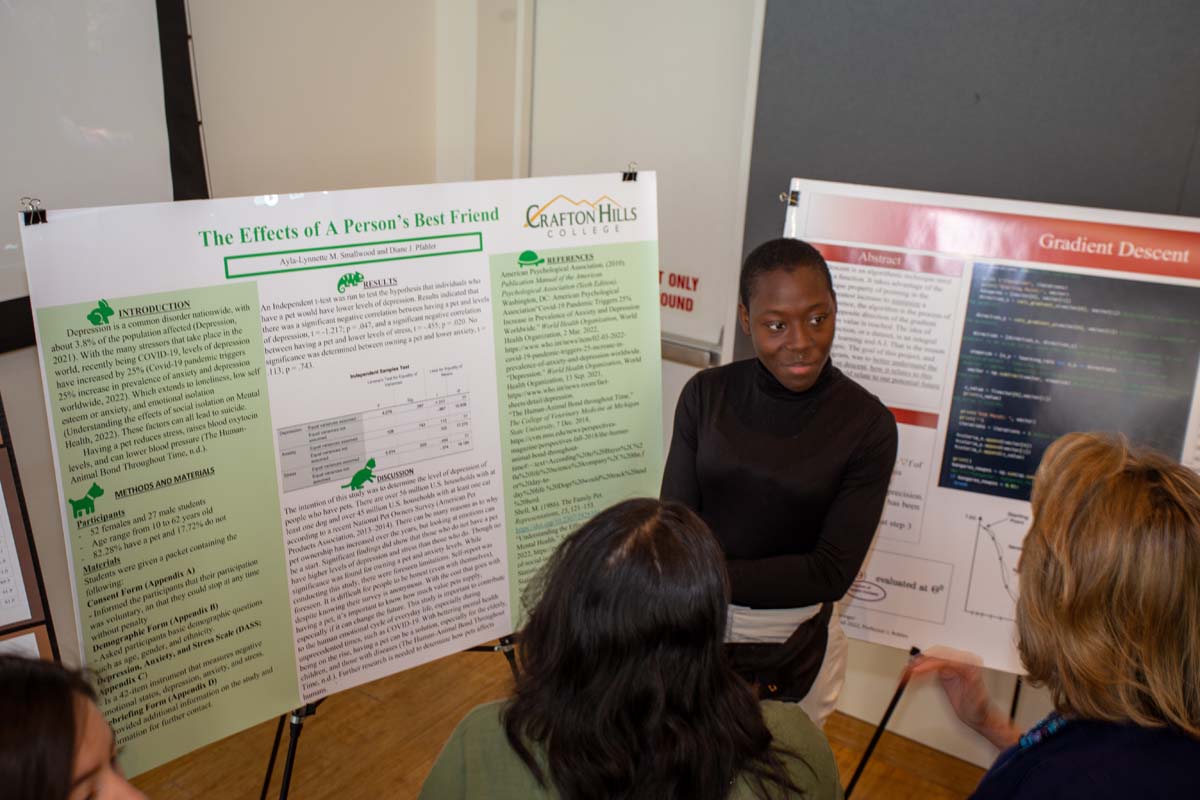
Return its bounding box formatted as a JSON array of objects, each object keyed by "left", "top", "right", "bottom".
[{"left": 910, "top": 432, "right": 1200, "bottom": 798}]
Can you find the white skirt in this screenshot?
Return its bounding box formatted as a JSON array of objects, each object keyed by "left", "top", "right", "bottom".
[{"left": 726, "top": 602, "right": 847, "bottom": 728}]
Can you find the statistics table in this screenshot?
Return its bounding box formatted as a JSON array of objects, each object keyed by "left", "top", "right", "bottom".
[{"left": 277, "top": 392, "right": 472, "bottom": 492}]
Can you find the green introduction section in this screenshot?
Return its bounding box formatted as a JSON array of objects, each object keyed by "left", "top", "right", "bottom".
[
  {"left": 491, "top": 242, "right": 663, "bottom": 620},
  {"left": 38, "top": 283, "right": 300, "bottom": 775},
  {"left": 224, "top": 232, "right": 483, "bottom": 278}
]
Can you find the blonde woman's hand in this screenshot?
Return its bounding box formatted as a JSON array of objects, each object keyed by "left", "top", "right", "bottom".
[{"left": 904, "top": 646, "right": 1021, "bottom": 750}]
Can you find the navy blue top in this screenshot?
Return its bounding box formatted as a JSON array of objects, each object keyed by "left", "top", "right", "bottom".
[{"left": 972, "top": 719, "right": 1200, "bottom": 799}]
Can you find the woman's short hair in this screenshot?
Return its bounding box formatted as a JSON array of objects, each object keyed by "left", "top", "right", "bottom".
[
  {"left": 739, "top": 238, "right": 835, "bottom": 309},
  {"left": 0, "top": 655, "right": 97, "bottom": 800},
  {"left": 504, "top": 498, "right": 801, "bottom": 799},
  {"left": 1018, "top": 433, "right": 1200, "bottom": 736}
]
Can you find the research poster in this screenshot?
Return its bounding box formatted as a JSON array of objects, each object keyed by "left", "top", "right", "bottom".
[
  {"left": 21, "top": 174, "right": 663, "bottom": 774},
  {"left": 785, "top": 179, "right": 1200, "bottom": 673},
  {"left": 1, "top": 408, "right": 40, "bottom": 638}
]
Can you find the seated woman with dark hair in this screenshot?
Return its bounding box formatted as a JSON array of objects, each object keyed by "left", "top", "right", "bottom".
[
  {"left": 0, "top": 654, "right": 144, "bottom": 800},
  {"left": 421, "top": 498, "right": 842, "bottom": 799},
  {"left": 908, "top": 432, "right": 1200, "bottom": 799}
]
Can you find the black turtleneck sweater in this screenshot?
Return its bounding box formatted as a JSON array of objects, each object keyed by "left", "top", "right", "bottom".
[{"left": 661, "top": 358, "right": 897, "bottom": 609}]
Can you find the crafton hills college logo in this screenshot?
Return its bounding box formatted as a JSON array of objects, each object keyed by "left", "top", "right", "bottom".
[{"left": 524, "top": 194, "right": 637, "bottom": 238}]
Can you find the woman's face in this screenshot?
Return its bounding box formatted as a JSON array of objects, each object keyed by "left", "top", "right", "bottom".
[
  {"left": 739, "top": 267, "right": 836, "bottom": 392},
  {"left": 68, "top": 697, "right": 144, "bottom": 800}
]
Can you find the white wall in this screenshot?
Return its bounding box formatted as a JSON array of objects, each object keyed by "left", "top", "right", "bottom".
[
  {"left": 0, "top": 0, "right": 173, "bottom": 301},
  {"left": 189, "top": 0, "right": 439, "bottom": 196},
  {"left": 0, "top": 0, "right": 176, "bottom": 664},
  {"left": 529, "top": 0, "right": 760, "bottom": 356},
  {"left": 189, "top": 0, "right": 535, "bottom": 197},
  {"left": 475, "top": 0, "right": 533, "bottom": 180}
]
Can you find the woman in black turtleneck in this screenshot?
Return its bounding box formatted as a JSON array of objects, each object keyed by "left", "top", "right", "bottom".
[{"left": 662, "top": 238, "right": 897, "bottom": 725}]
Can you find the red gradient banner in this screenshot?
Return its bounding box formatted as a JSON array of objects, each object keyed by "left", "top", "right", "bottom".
[
  {"left": 889, "top": 407, "right": 939, "bottom": 429},
  {"left": 805, "top": 195, "right": 1200, "bottom": 279},
  {"left": 813, "top": 243, "right": 964, "bottom": 277}
]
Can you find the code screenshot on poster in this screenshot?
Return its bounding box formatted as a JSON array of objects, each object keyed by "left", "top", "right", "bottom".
[{"left": 939, "top": 263, "right": 1200, "bottom": 501}]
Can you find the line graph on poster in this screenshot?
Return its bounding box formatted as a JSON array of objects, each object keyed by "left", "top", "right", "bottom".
[
  {"left": 276, "top": 365, "right": 473, "bottom": 492},
  {"left": 964, "top": 510, "right": 1028, "bottom": 622}
]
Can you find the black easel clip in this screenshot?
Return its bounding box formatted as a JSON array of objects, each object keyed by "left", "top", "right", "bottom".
[
  {"left": 778, "top": 189, "right": 800, "bottom": 207},
  {"left": 20, "top": 197, "right": 46, "bottom": 226},
  {"left": 622, "top": 162, "right": 638, "bottom": 182}
]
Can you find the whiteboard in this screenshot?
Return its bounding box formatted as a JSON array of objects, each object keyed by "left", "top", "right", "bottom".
[
  {"left": 0, "top": 0, "right": 173, "bottom": 302},
  {"left": 530, "top": 0, "right": 763, "bottom": 357}
]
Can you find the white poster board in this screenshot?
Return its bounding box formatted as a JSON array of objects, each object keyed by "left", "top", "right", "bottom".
[
  {"left": 0, "top": 479, "right": 31, "bottom": 628},
  {"left": 530, "top": 1, "right": 764, "bottom": 357},
  {"left": 786, "top": 178, "right": 1200, "bottom": 673},
  {"left": 21, "top": 173, "right": 663, "bottom": 773}
]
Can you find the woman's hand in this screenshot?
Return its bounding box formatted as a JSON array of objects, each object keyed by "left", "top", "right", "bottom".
[{"left": 904, "top": 646, "right": 1022, "bottom": 750}]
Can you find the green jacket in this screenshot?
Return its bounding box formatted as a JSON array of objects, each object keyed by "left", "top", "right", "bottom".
[{"left": 420, "top": 699, "right": 844, "bottom": 799}]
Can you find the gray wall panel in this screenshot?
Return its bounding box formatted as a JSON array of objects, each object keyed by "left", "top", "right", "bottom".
[
  {"left": 1181, "top": 122, "right": 1200, "bottom": 216},
  {"left": 737, "top": 0, "right": 1200, "bottom": 358}
]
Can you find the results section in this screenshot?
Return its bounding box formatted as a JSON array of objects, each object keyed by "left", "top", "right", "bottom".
[{"left": 260, "top": 258, "right": 510, "bottom": 702}]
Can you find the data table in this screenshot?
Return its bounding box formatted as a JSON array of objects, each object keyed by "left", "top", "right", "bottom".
[{"left": 277, "top": 392, "right": 472, "bottom": 492}]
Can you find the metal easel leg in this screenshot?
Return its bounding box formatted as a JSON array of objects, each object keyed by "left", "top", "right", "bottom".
[
  {"left": 844, "top": 647, "right": 920, "bottom": 799},
  {"left": 259, "top": 714, "right": 286, "bottom": 800},
  {"left": 276, "top": 700, "right": 323, "bottom": 800},
  {"left": 1009, "top": 676, "right": 1023, "bottom": 721}
]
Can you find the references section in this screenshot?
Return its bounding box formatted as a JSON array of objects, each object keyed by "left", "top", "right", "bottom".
[{"left": 491, "top": 243, "right": 662, "bottom": 613}]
